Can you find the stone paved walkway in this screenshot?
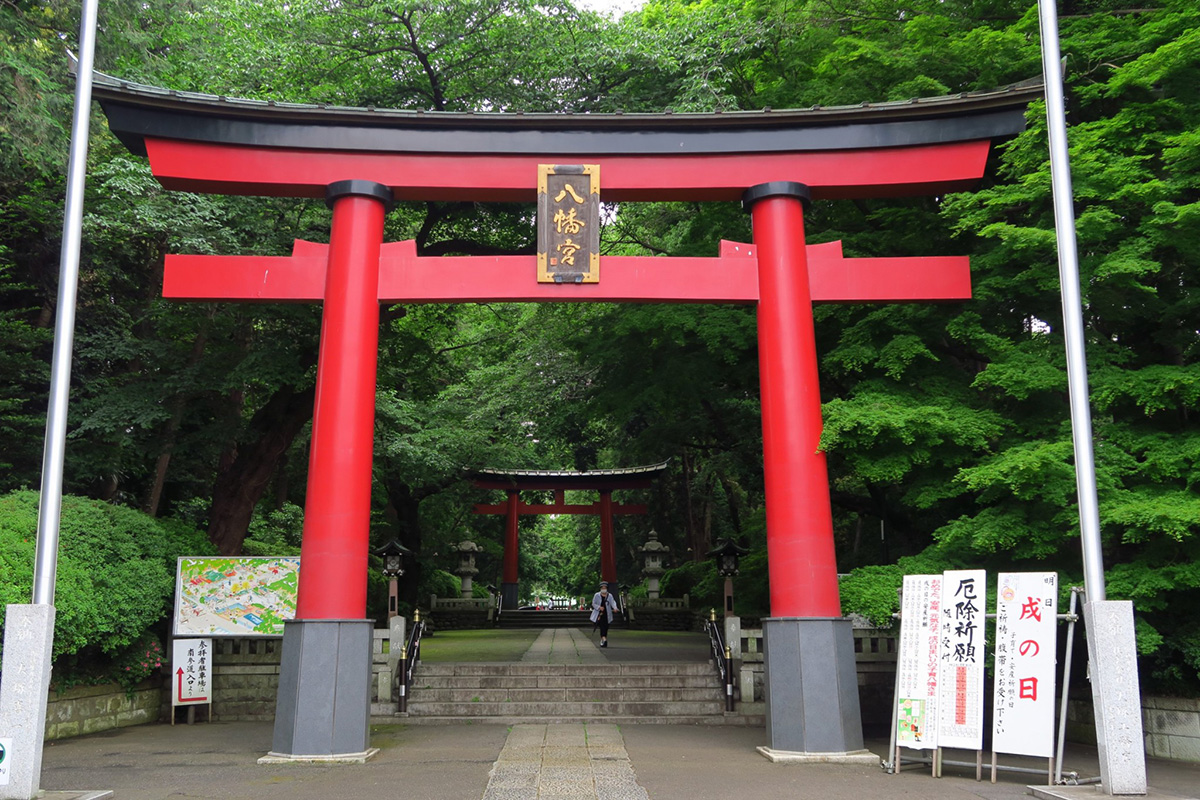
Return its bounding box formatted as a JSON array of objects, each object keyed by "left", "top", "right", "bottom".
[
  {"left": 481, "top": 723, "right": 649, "bottom": 800},
  {"left": 520, "top": 626, "right": 607, "bottom": 664}
]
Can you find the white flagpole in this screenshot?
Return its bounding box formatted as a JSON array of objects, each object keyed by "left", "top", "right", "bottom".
[
  {"left": 1037, "top": 9, "right": 1148, "bottom": 793},
  {"left": 1, "top": 6, "right": 100, "bottom": 797},
  {"left": 32, "top": 1, "right": 100, "bottom": 605},
  {"left": 1036, "top": 0, "right": 1105, "bottom": 602}
]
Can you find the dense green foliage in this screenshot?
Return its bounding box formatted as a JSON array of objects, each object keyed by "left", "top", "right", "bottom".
[
  {"left": 0, "top": 490, "right": 213, "bottom": 686},
  {"left": 1, "top": 0, "right": 1197, "bottom": 693}
]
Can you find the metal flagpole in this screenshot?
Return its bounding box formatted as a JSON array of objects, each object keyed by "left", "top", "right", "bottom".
[
  {"left": 0, "top": 7, "right": 100, "bottom": 798},
  {"left": 32, "top": 0, "right": 100, "bottom": 605},
  {"left": 1037, "top": 6, "right": 1147, "bottom": 793},
  {"left": 1035, "top": 0, "right": 1106, "bottom": 602}
]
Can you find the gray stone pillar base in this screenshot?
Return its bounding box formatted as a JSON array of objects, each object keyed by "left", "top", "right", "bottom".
[
  {"left": 1083, "top": 601, "right": 1147, "bottom": 795},
  {"left": 269, "top": 619, "right": 373, "bottom": 760},
  {"left": 761, "top": 617, "right": 867, "bottom": 758},
  {"left": 756, "top": 746, "right": 878, "bottom": 764},
  {"left": 501, "top": 582, "right": 519, "bottom": 610},
  {"left": 0, "top": 604, "right": 56, "bottom": 800},
  {"left": 258, "top": 749, "right": 379, "bottom": 765}
]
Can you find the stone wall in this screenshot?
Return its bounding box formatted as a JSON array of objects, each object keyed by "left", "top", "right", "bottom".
[
  {"left": 1069, "top": 696, "right": 1200, "bottom": 764},
  {"left": 735, "top": 625, "right": 897, "bottom": 737},
  {"left": 44, "top": 677, "right": 163, "bottom": 741},
  {"left": 197, "top": 637, "right": 282, "bottom": 722},
  {"left": 627, "top": 608, "right": 693, "bottom": 631},
  {"left": 428, "top": 609, "right": 489, "bottom": 631},
  {"left": 1143, "top": 697, "right": 1200, "bottom": 762}
]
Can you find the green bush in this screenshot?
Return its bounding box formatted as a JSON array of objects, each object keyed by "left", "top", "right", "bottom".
[
  {"left": 418, "top": 567, "right": 462, "bottom": 603},
  {"left": 0, "top": 490, "right": 214, "bottom": 666},
  {"left": 838, "top": 565, "right": 903, "bottom": 628},
  {"left": 838, "top": 551, "right": 965, "bottom": 628}
]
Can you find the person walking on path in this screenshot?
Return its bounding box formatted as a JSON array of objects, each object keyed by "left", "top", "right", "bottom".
[{"left": 590, "top": 581, "right": 619, "bottom": 648}]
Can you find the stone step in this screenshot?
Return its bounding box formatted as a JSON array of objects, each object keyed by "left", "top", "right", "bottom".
[
  {"left": 384, "top": 714, "right": 765, "bottom": 726},
  {"left": 412, "top": 674, "right": 718, "bottom": 690},
  {"left": 406, "top": 700, "right": 724, "bottom": 717},
  {"left": 496, "top": 610, "right": 625, "bottom": 628},
  {"left": 411, "top": 687, "right": 723, "bottom": 703},
  {"left": 413, "top": 662, "right": 714, "bottom": 677}
]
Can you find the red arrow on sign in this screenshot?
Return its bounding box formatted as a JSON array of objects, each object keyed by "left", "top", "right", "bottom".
[{"left": 176, "top": 667, "right": 208, "bottom": 703}]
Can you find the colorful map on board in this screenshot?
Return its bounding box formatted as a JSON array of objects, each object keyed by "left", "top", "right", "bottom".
[{"left": 173, "top": 557, "right": 299, "bottom": 637}]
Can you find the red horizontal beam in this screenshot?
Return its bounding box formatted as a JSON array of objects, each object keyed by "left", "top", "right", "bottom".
[
  {"left": 473, "top": 503, "right": 647, "bottom": 515},
  {"left": 144, "top": 138, "right": 991, "bottom": 202},
  {"left": 163, "top": 240, "right": 971, "bottom": 305}
]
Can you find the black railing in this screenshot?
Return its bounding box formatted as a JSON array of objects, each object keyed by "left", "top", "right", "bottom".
[
  {"left": 704, "top": 609, "right": 735, "bottom": 712},
  {"left": 397, "top": 609, "right": 425, "bottom": 714}
]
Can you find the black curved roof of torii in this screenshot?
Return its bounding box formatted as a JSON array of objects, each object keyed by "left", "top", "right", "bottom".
[
  {"left": 470, "top": 461, "right": 671, "bottom": 491},
  {"left": 90, "top": 68, "right": 1043, "bottom": 158}
]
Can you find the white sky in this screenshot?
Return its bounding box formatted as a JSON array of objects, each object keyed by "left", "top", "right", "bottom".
[{"left": 575, "top": 0, "right": 647, "bottom": 16}]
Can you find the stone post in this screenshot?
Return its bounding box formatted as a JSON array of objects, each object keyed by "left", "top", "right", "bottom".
[
  {"left": 1083, "top": 601, "right": 1147, "bottom": 795},
  {"left": 0, "top": 605, "right": 56, "bottom": 800}
]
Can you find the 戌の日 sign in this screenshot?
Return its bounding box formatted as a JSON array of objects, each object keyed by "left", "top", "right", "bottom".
[{"left": 993, "top": 572, "right": 1058, "bottom": 757}]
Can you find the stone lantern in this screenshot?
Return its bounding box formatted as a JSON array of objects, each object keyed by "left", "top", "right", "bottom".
[
  {"left": 708, "top": 538, "right": 749, "bottom": 616},
  {"left": 373, "top": 539, "right": 412, "bottom": 620},
  {"left": 639, "top": 530, "right": 669, "bottom": 600},
  {"left": 453, "top": 539, "right": 480, "bottom": 598}
]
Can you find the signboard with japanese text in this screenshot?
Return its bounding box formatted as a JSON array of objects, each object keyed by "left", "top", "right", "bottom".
[
  {"left": 937, "top": 569, "right": 987, "bottom": 750},
  {"left": 537, "top": 164, "right": 600, "bottom": 283},
  {"left": 174, "top": 556, "right": 299, "bottom": 637},
  {"left": 896, "top": 574, "right": 942, "bottom": 749},
  {"left": 172, "top": 638, "right": 212, "bottom": 706},
  {"left": 992, "top": 572, "right": 1058, "bottom": 757}
]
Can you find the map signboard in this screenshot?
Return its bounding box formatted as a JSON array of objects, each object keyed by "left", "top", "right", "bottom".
[{"left": 173, "top": 556, "right": 299, "bottom": 637}]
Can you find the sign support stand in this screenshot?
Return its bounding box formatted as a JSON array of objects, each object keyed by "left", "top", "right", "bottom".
[{"left": 891, "top": 572, "right": 1086, "bottom": 786}]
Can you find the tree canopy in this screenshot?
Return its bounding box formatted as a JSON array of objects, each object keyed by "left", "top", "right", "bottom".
[{"left": 1, "top": 0, "right": 1197, "bottom": 693}]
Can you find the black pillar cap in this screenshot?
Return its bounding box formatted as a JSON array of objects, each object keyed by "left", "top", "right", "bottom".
[
  {"left": 741, "top": 181, "right": 811, "bottom": 213},
  {"left": 325, "top": 179, "right": 396, "bottom": 210}
]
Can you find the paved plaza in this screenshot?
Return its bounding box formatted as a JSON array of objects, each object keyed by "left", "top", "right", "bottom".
[
  {"left": 33, "top": 628, "right": 1200, "bottom": 800},
  {"left": 37, "top": 721, "right": 1200, "bottom": 800}
]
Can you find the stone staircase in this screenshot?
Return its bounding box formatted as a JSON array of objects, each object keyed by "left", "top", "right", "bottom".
[
  {"left": 402, "top": 662, "right": 753, "bottom": 725},
  {"left": 496, "top": 609, "right": 605, "bottom": 628}
]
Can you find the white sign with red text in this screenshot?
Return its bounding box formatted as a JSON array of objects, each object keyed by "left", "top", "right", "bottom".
[
  {"left": 937, "top": 569, "right": 987, "bottom": 750},
  {"left": 896, "top": 574, "right": 943, "bottom": 750},
  {"left": 992, "top": 572, "right": 1058, "bottom": 757},
  {"left": 172, "top": 638, "right": 212, "bottom": 706}
]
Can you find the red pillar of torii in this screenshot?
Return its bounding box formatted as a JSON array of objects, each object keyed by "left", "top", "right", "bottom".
[
  {"left": 94, "top": 73, "right": 1035, "bottom": 760},
  {"left": 470, "top": 464, "right": 667, "bottom": 607}
]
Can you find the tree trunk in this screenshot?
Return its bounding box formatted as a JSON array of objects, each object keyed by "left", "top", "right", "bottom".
[
  {"left": 681, "top": 449, "right": 700, "bottom": 561},
  {"left": 207, "top": 384, "right": 315, "bottom": 555},
  {"left": 383, "top": 477, "right": 426, "bottom": 610},
  {"left": 145, "top": 324, "right": 210, "bottom": 516}
]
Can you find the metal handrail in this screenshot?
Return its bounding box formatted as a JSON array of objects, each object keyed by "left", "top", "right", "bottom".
[
  {"left": 705, "top": 609, "right": 735, "bottom": 711},
  {"left": 397, "top": 609, "right": 425, "bottom": 714}
]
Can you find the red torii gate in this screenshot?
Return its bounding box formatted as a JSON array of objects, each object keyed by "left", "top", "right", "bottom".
[
  {"left": 470, "top": 462, "right": 670, "bottom": 607},
  {"left": 94, "top": 72, "right": 1037, "bottom": 762}
]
